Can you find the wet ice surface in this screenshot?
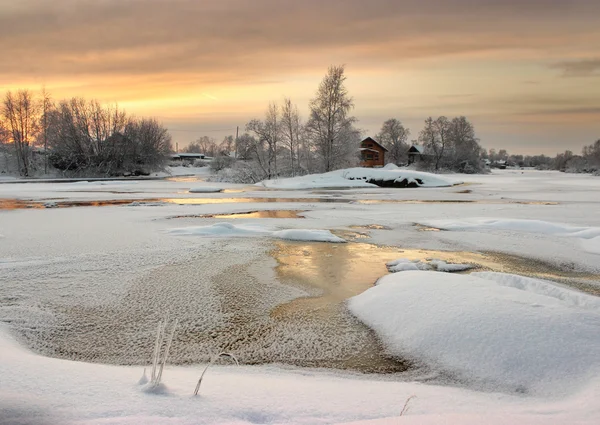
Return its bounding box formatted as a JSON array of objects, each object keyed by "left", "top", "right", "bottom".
[{"left": 0, "top": 237, "right": 407, "bottom": 372}]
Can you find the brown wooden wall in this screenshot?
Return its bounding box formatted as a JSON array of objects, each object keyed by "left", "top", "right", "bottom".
[{"left": 360, "top": 140, "right": 385, "bottom": 167}]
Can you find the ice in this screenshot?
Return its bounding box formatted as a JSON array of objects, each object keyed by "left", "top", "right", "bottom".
[
  {"left": 348, "top": 271, "right": 600, "bottom": 396},
  {"left": 168, "top": 223, "right": 347, "bottom": 243},
  {"left": 258, "top": 167, "right": 459, "bottom": 189},
  {"left": 189, "top": 187, "right": 223, "bottom": 193}
]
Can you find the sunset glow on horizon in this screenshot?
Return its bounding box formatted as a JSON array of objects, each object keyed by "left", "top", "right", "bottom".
[{"left": 1, "top": 0, "right": 599, "bottom": 154}]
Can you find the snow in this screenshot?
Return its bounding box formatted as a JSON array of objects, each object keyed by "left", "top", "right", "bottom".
[
  {"left": 348, "top": 271, "right": 600, "bottom": 396},
  {"left": 258, "top": 167, "right": 460, "bottom": 189},
  {"left": 168, "top": 223, "right": 346, "bottom": 243},
  {"left": 2, "top": 169, "right": 600, "bottom": 424},
  {"left": 189, "top": 186, "right": 223, "bottom": 193},
  {"left": 386, "top": 258, "right": 473, "bottom": 273},
  {"left": 1, "top": 324, "right": 599, "bottom": 425},
  {"left": 472, "top": 272, "right": 600, "bottom": 309},
  {"left": 272, "top": 228, "right": 346, "bottom": 243},
  {"left": 416, "top": 217, "right": 600, "bottom": 255},
  {"left": 429, "top": 259, "right": 473, "bottom": 272}
]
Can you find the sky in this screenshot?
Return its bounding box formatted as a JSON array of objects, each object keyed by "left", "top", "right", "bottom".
[{"left": 0, "top": 0, "right": 599, "bottom": 155}]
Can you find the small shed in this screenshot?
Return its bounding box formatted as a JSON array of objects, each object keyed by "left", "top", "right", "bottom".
[
  {"left": 407, "top": 145, "right": 425, "bottom": 165},
  {"left": 359, "top": 137, "right": 387, "bottom": 168}
]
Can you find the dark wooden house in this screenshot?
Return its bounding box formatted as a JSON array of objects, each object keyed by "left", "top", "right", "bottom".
[
  {"left": 359, "top": 137, "right": 387, "bottom": 167},
  {"left": 408, "top": 145, "right": 425, "bottom": 165}
]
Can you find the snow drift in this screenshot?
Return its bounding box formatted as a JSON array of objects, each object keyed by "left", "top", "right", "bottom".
[
  {"left": 168, "top": 223, "right": 346, "bottom": 243},
  {"left": 417, "top": 218, "right": 600, "bottom": 255},
  {"left": 258, "top": 168, "right": 459, "bottom": 189},
  {"left": 348, "top": 271, "right": 600, "bottom": 396}
]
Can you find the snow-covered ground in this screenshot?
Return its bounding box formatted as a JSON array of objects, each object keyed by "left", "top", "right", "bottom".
[
  {"left": 1, "top": 167, "right": 600, "bottom": 424},
  {"left": 258, "top": 167, "right": 459, "bottom": 189}
]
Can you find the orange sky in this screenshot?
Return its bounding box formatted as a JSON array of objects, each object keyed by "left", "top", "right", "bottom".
[{"left": 1, "top": 0, "right": 599, "bottom": 154}]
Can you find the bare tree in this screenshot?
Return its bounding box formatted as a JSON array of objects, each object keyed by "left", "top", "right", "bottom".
[
  {"left": 377, "top": 118, "right": 410, "bottom": 165},
  {"left": 281, "top": 97, "right": 302, "bottom": 175},
  {"left": 219, "top": 135, "right": 235, "bottom": 156},
  {"left": 447, "top": 116, "right": 482, "bottom": 172},
  {"left": 0, "top": 118, "right": 12, "bottom": 173},
  {"left": 419, "top": 116, "right": 450, "bottom": 171},
  {"left": 582, "top": 139, "right": 600, "bottom": 168},
  {"left": 305, "top": 65, "right": 359, "bottom": 172},
  {"left": 47, "top": 97, "right": 170, "bottom": 175},
  {"left": 41, "top": 87, "right": 53, "bottom": 174},
  {"left": 2, "top": 89, "right": 41, "bottom": 176},
  {"left": 246, "top": 102, "right": 280, "bottom": 179},
  {"left": 185, "top": 136, "right": 217, "bottom": 157}
]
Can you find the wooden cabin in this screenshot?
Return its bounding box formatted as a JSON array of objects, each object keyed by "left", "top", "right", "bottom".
[
  {"left": 407, "top": 145, "right": 425, "bottom": 164},
  {"left": 359, "top": 137, "right": 387, "bottom": 167}
]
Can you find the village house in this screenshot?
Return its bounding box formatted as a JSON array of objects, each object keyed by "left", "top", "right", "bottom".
[
  {"left": 408, "top": 145, "right": 425, "bottom": 165},
  {"left": 170, "top": 153, "right": 206, "bottom": 163},
  {"left": 359, "top": 137, "right": 387, "bottom": 167}
]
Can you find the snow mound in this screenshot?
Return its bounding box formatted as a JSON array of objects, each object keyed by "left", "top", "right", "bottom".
[
  {"left": 472, "top": 272, "right": 600, "bottom": 310},
  {"left": 272, "top": 229, "right": 346, "bottom": 243},
  {"left": 258, "top": 167, "right": 459, "bottom": 189},
  {"left": 348, "top": 271, "right": 600, "bottom": 396},
  {"left": 168, "top": 223, "right": 346, "bottom": 243},
  {"left": 386, "top": 258, "right": 472, "bottom": 273},
  {"left": 430, "top": 260, "right": 473, "bottom": 272},
  {"left": 189, "top": 187, "right": 223, "bottom": 193},
  {"left": 127, "top": 201, "right": 166, "bottom": 207},
  {"left": 168, "top": 222, "right": 270, "bottom": 237},
  {"left": 417, "top": 218, "right": 600, "bottom": 255}
]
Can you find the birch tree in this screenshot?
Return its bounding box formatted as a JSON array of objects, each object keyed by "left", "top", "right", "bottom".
[
  {"left": 281, "top": 97, "right": 302, "bottom": 175},
  {"left": 306, "top": 65, "right": 359, "bottom": 172}
]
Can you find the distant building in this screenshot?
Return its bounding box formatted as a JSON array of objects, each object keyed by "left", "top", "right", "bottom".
[
  {"left": 359, "top": 137, "right": 387, "bottom": 167},
  {"left": 408, "top": 145, "right": 425, "bottom": 164},
  {"left": 171, "top": 153, "right": 205, "bottom": 163}
]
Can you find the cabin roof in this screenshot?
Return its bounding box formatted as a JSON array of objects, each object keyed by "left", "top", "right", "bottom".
[
  {"left": 360, "top": 137, "right": 388, "bottom": 152},
  {"left": 409, "top": 145, "right": 424, "bottom": 154}
]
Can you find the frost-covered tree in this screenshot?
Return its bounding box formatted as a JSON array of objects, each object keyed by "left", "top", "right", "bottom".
[
  {"left": 47, "top": 97, "right": 171, "bottom": 175},
  {"left": 185, "top": 136, "right": 217, "bottom": 157},
  {"left": 377, "top": 118, "right": 410, "bottom": 165},
  {"left": 582, "top": 139, "right": 600, "bottom": 169},
  {"left": 281, "top": 97, "right": 302, "bottom": 175},
  {"left": 446, "top": 116, "right": 483, "bottom": 173},
  {"left": 2, "top": 89, "right": 41, "bottom": 176},
  {"left": 246, "top": 102, "right": 280, "bottom": 179},
  {"left": 419, "top": 116, "right": 451, "bottom": 171},
  {"left": 306, "top": 65, "right": 360, "bottom": 172}
]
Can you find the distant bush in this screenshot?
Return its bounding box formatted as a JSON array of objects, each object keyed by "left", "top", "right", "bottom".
[
  {"left": 209, "top": 155, "right": 235, "bottom": 172},
  {"left": 192, "top": 159, "right": 209, "bottom": 167}
]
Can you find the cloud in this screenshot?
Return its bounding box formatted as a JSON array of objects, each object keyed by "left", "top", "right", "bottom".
[
  {"left": 551, "top": 59, "right": 600, "bottom": 77},
  {"left": 1, "top": 0, "right": 599, "bottom": 82}
]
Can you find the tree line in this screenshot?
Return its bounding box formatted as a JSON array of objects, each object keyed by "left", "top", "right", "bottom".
[
  {"left": 0, "top": 89, "right": 172, "bottom": 177},
  {"left": 481, "top": 142, "right": 600, "bottom": 175},
  {"left": 198, "top": 66, "right": 487, "bottom": 183}
]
